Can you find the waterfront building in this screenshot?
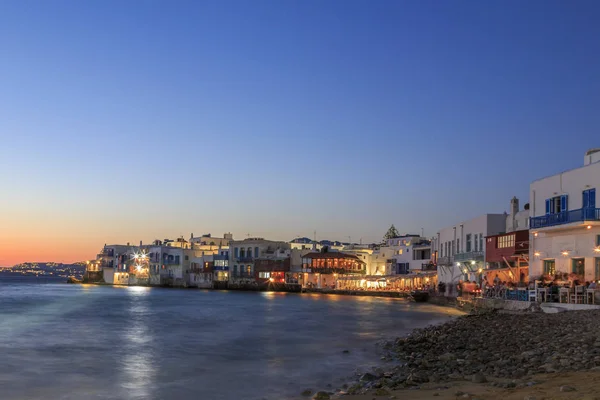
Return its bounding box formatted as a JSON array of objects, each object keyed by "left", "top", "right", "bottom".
[
  {"left": 187, "top": 253, "right": 214, "bottom": 288},
  {"left": 300, "top": 249, "right": 366, "bottom": 288},
  {"left": 213, "top": 248, "right": 230, "bottom": 286},
  {"left": 387, "top": 236, "right": 433, "bottom": 275},
  {"left": 229, "top": 238, "right": 291, "bottom": 283},
  {"left": 485, "top": 197, "right": 530, "bottom": 284},
  {"left": 289, "top": 237, "right": 318, "bottom": 250},
  {"left": 254, "top": 258, "right": 290, "bottom": 286},
  {"left": 190, "top": 232, "right": 233, "bottom": 247},
  {"left": 147, "top": 241, "right": 190, "bottom": 286},
  {"left": 529, "top": 149, "right": 600, "bottom": 282},
  {"left": 433, "top": 214, "right": 505, "bottom": 296},
  {"left": 89, "top": 244, "right": 136, "bottom": 285}
]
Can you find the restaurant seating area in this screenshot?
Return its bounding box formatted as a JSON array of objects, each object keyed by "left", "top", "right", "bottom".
[{"left": 483, "top": 280, "right": 598, "bottom": 304}]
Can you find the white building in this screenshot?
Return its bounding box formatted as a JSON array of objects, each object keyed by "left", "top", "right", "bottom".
[
  {"left": 506, "top": 196, "right": 530, "bottom": 233},
  {"left": 229, "top": 238, "right": 291, "bottom": 283},
  {"left": 529, "top": 149, "right": 600, "bottom": 282},
  {"left": 434, "top": 214, "right": 506, "bottom": 295}
]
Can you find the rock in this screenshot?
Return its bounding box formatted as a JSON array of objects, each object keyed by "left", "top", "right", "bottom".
[
  {"left": 360, "top": 373, "right": 377, "bottom": 382},
  {"left": 301, "top": 389, "right": 313, "bottom": 396},
  {"left": 312, "top": 392, "right": 330, "bottom": 400},
  {"left": 342, "top": 350, "right": 350, "bottom": 354},
  {"left": 560, "top": 385, "right": 576, "bottom": 392},
  {"left": 524, "top": 397, "right": 537, "bottom": 400},
  {"left": 472, "top": 372, "right": 487, "bottom": 383},
  {"left": 433, "top": 394, "right": 439, "bottom": 397},
  {"left": 373, "top": 388, "right": 389, "bottom": 396}
]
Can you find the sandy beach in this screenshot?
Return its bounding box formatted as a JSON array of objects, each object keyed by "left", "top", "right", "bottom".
[{"left": 344, "top": 371, "right": 600, "bottom": 399}]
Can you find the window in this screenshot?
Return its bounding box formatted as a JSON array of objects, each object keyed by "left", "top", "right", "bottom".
[
  {"left": 398, "top": 249, "right": 403, "bottom": 255},
  {"left": 452, "top": 240, "right": 455, "bottom": 256},
  {"left": 572, "top": 258, "right": 585, "bottom": 276},
  {"left": 583, "top": 189, "right": 596, "bottom": 209},
  {"left": 255, "top": 247, "right": 259, "bottom": 258},
  {"left": 456, "top": 239, "right": 460, "bottom": 253},
  {"left": 479, "top": 234, "right": 483, "bottom": 251},
  {"left": 259, "top": 272, "right": 271, "bottom": 279},
  {"left": 466, "top": 234, "right": 472, "bottom": 252},
  {"left": 185, "top": 255, "right": 189, "bottom": 261},
  {"left": 497, "top": 234, "right": 515, "bottom": 249},
  {"left": 233, "top": 265, "right": 238, "bottom": 274},
  {"left": 474, "top": 234, "right": 478, "bottom": 252},
  {"left": 595, "top": 258, "right": 600, "bottom": 281},
  {"left": 597, "top": 235, "right": 600, "bottom": 247},
  {"left": 234, "top": 248, "right": 239, "bottom": 258},
  {"left": 545, "top": 195, "right": 568, "bottom": 215},
  {"left": 246, "top": 265, "right": 252, "bottom": 275},
  {"left": 543, "top": 259, "right": 556, "bottom": 275}
]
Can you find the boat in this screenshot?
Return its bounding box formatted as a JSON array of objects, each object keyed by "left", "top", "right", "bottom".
[
  {"left": 410, "top": 290, "right": 429, "bottom": 302},
  {"left": 66, "top": 276, "right": 82, "bottom": 284}
]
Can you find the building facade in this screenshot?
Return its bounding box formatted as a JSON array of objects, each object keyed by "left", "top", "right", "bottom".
[
  {"left": 229, "top": 238, "right": 291, "bottom": 283},
  {"left": 434, "top": 214, "right": 506, "bottom": 295},
  {"left": 529, "top": 149, "right": 600, "bottom": 282}
]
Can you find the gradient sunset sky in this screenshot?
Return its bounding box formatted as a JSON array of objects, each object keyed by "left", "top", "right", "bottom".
[{"left": 1, "top": 0, "right": 599, "bottom": 265}]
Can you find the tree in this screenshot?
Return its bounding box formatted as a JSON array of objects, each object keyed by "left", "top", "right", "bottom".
[{"left": 383, "top": 225, "right": 400, "bottom": 241}]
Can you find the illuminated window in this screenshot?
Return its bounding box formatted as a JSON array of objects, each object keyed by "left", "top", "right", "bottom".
[{"left": 259, "top": 272, "right": 270, "bottom": 279}]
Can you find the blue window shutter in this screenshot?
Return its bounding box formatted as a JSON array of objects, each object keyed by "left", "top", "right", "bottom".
[
  {"left": 584, "top": 190, "right": 590, "bottom": 208},
  {"left": 560, "top": 195, "right": 568, "bottom": 212},
  {"left": 545, "top": 199, "right": 551, "bottom": 215},
  {"left": 591, "top": 189, "right": 596, "bottom": 208}
]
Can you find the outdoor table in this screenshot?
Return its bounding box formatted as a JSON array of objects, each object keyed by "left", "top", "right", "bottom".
[{"left": 516, "top": 288, "right": 528, "bottom": 301}]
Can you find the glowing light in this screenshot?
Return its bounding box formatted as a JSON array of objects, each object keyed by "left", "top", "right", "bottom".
[
  {"left": 456, "top": 262, "right": 461, "bottom": 267},
  {"left": 534, "top": 232, "right": 538, "bottom": 237},
  {"left": 463, "top": 269, "right": 468, "bottom": 274},
  {"left": 471, "top": 261, "right": 476, "bottom": 265},
  {"left": 478, "top": 268, "right": 483, "bottom": 273},
  {"left": 595, "top": 248, "right": 600, "bottom": 253},
  {"left": 588, "top": 225, "right": 593, "bottom": 229},
  {"left": 269, "top": 277, "right": 274, "bottom": 282},
  {"left": 135, "top": 265, "right": 142, "bottom": 271},
  {"left": 562, "top": 251, "right": 569, "bottom": 256},
  {"left": 425, "top": 278, "right": 430, "bottom": 282},
  {"left": 534, "top": 252, "right": 540, "bottom": 257}
]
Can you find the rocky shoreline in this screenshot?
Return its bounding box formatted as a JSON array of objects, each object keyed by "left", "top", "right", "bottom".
[{"left": 302, "top": 309, "right": 600, "bottom": 399}]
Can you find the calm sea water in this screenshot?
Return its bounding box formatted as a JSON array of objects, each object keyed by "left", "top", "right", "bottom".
[{"left": 0, "top": 276, "right": 459, "bottom": 400}]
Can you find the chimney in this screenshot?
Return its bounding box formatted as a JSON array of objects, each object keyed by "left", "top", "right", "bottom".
[
  {"left": 140, "top": 240, "right": 142, "bottom": 247},
  {"left": 191, "top": 233, "right": 194, "bottom": 239},
  {"left": 510, "top": 196, "right": 519, "bottom": 216}
]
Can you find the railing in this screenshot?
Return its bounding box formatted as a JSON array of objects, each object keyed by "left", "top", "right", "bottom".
[
  {"left": 454, "top": 251, "right": 484, "bottom": 262},
  {"left": 235, "top": 256, "right": 254, "bottom": 263},
  {"left": 231, "top": 273, "right": 253, "bottom": 279},
  {"left": 421, "top": 263, "right": 437, "bottom": 271},
  {"left": 530, "top": 207, "right": 600, "bottom": 229},
  {"left": 437, "top": 256, "right": 453, "bottom": 265},
  {"left": 162, "top": 259, "right": 180, "bottom": 265}
]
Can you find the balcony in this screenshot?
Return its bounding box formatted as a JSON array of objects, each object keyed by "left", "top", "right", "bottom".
[
  {"left": 454, "top": 251, "right": 484, "bottom": 262},
  {"left": 421, "top": 263, "right": 437, "bottom": 271},
  {"left": 530, "top": 208, "right": 600, "bottom": 229},
  {"left": 235, "top": 256, "right": 254, "bottom": 263},
  {"left": 162, "top": 259, "right": 180, "bottom": 266},
  {"left": 437, "top": 256, "right": 453, "bottom": 266}
]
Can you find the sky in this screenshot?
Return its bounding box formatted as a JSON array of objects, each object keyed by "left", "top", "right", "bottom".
[{"left": 1, "top": 0, "right": 599, "bottom": 265}]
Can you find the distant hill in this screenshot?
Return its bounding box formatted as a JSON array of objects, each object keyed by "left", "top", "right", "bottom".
[{"left": 1, "top": 262, "right": 86, "bottom": 278}]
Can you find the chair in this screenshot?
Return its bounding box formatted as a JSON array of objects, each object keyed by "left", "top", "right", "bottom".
[
  {"left": 559, "top": 287, "right": 570, "bottom": 303},
  {"left": 570, "top": 286, "right": 585, "bottom": 304},
  {"left": 586, "top": 288, "right": 596, "bottom": 305},
  {"left": 528, "top": 289, "right": 537, "bottom": 302},
  {"left": 537, "top": 287, "right": 549, "bottom": 302}
]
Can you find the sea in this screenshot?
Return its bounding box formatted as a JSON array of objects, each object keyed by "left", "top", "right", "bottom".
[{"left": 0, "top": 276, "right": 459, "bottom": 400}]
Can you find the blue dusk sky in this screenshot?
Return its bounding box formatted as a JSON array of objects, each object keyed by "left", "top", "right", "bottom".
[{"left": 0, "top": 0, "right": 599, "bottom": 264}]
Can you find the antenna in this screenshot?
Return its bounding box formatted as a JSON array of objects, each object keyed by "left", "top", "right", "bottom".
[
  {"left": 314, "top": 230, "right": 316, "bottom": 242},
  {"left": 348, "top": 236, "right": 351, "bottom": 243},
  {"left": 421, "top": 228, "right": 424, "bottom": 237}
]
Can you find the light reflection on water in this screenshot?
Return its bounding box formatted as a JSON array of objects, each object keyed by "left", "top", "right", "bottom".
[{"left": 0, "top": 279, "right": 460, "bottom": 400}]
